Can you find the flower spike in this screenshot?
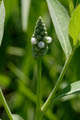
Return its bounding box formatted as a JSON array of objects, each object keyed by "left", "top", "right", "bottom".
[{"left": 31, "top": 16, "right": 52, "bottom": 57}]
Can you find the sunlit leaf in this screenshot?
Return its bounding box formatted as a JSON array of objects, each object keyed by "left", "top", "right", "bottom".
[
  {"left": 69, "top": 5, "right": 80, "bottom": 45},
  {"left": 0, "top": 0, "right": 5, "bottom": 45},
  {"left": 46, "top": 0, "right": 72, "bottom": 58}
]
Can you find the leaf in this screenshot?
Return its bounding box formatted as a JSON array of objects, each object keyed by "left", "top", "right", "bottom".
[
  {"left": 54, "top": 81, "right": 80, "bottom": 102},
  {"left": 69, "top": 5, "right": 80, "bottom": 45},
  {"left": 0, "top": 0, "right": 5, "bottom": 45},
  {"left": 12, "top": 114, "right": 24, "bottom": 120},
  {"left": 21, "top": 0, "right": 31, "bottom": 32},
  {"left": 46, "top": 0, "right": 72, "bottom": 58}
]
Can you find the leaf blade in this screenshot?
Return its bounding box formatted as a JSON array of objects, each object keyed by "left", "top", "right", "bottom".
[
  {"left": 47, "top": 0, "right": 72, "bottom": 58},
  {"left": 0, "top": 0, "right": 5, "bottom": 45},
  {"left": 54, "top": 81, "right": 80, "bottom": 102}
]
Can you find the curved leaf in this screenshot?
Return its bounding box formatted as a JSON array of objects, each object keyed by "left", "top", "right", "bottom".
[
  {"left": 54, "top": 81, "right": 80, "bottom": 102},
  {"left": 0, "top": 0, "right": 5, "bottom": 45},
  {"left": 46, "top": 0, "right": 72, "bottom": 58}
]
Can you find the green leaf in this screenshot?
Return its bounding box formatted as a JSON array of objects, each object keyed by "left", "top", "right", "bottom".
[
  {"left": 21, "top": 0, "right": 31, "bottom": 32},
  {"left": 0, "top": 0, "right": 5, "bottom": 45},
  {"left": 46, "top": 0, "right": 72, "bottom": 58},
  {"left": 54, "top": 81, "right": 80, "bottom": 102},
  {"left": 69, "top": 5, "right": 80, "bottom": 45},
  {"left": 12, "top": 114, "right": 24, "bottom": 120}
]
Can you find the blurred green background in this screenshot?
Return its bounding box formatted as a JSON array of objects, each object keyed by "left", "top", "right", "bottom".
[{"left": 0, "top": 0, "right": 80, "bottom": 119}]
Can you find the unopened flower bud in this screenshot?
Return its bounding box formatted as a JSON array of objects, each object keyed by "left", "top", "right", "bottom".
[
  {"left": 38, "top": 41, "right": 45, "bottom": 48},
  {"left": 31, "top": 37, "right": 37, "bottom": 45},
  {"left": 44, "top": 36, "right": 52, "bottom": 44}
]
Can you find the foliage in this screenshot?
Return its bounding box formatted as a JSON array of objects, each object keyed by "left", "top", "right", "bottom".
[{"left": 0, "top": 0, "right": 80, "bottom": 120}]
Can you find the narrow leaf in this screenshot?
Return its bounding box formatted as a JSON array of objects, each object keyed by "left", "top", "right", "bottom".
[
  {"left": 0, "top": 0, "right": 5, "bottom": 45},
  {"left": 47, "top": 0, "right": 72, "bottom": 58},
  {"left": 54, "top": 81, "right": 80, "bottom": 102},
  {"left": 21, "top": 0, "right": 31, "bottom": 32},
  {"left": 69, "top": 5, "right": 80, "bottom": 45}
]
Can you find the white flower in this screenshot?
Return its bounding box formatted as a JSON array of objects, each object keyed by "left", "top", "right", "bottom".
[
  {"left": 44, "top": 36, "right": 52, "bottom": 43},
  {"left": 38, "top": 41, "right": 45, "bottom": 48},
  {"left": 31, "top": 37, "right": 37, "bottom": 45}
]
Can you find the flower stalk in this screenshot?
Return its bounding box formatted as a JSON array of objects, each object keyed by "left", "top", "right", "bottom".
[{"left": 35, "top": 59, "right": 42, "bottom": 120}]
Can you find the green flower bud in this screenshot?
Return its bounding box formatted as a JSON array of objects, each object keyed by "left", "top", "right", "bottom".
[{"left": 31, "top": 16, "right": 52, "bottom": 58}]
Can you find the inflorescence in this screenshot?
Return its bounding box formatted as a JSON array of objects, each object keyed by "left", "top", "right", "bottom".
[{"left": 31, "top": 16, "right": 52, "bottom": 57}]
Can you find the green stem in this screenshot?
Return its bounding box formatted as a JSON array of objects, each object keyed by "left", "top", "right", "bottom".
[
  {"left": 0, "top": 88, "right": 13, "bottom": 120},
  {"left": 41, "top": 48, "right": 76, "bottom": 113},
  {"left": 35, "top": 59, "right": 42, "bottom": 120}
]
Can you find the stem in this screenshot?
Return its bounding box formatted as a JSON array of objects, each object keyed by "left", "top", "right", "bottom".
[
  {"left": 0, "top": 89, "right": 13, "bottom": 120},
  {"left": 35, "top": 59, "right": 42, "bottom": 120},
  {"left": 41, "top": 48, "right": 76, "bottom": 113}
]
